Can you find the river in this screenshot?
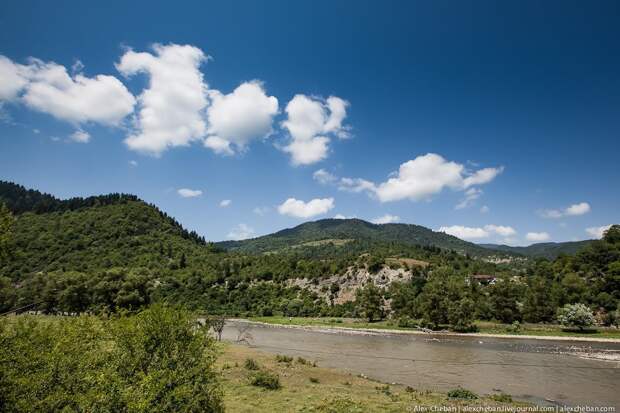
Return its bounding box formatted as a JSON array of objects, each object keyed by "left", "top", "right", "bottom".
[{"left": 221, "top": 321, "right": 620, "bottom": 407}]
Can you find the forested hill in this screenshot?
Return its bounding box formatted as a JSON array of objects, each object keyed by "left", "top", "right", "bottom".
[
  {"left": 217, "top": 218, "right": 511, "bottom": 258},
  {"left": 1, "top": 180, "right": 618, "bottom": 324},
  {"left": 479, "top": 240, "right": 594, "bottom": 260},
  {"left": 0, "top": 180, "right": 207, "bottom": 245}
]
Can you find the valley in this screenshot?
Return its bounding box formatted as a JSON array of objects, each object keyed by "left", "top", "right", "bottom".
[{"left": 1, "top": 181, "right": 619, "bottom": 410}]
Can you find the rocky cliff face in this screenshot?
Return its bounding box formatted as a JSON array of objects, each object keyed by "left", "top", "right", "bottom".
[{"left": 287, "top": 266, "right": 414, "bottom": 305}]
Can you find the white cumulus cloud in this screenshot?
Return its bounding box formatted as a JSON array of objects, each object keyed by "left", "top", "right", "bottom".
[
  {"left": 227, "top": 223, "right": 255, "bottom": 240},
  {"left": 69, "top": 129, "right": 90, "bottom": 143},
  {"left": 205, "top": 81, "right": 278, "bottom": 154},
  {"left": 333, "top": 214, "right": 356, "bottom": 219},
  {"left": 177, "top": 188, "right": 203, "bottom": 198},
  {"left": 319, "top": 153, "right": 503, "bottom": 204},
  {"left": 0, "top": 56, "right": 30, "bottom": 100},
  {"left": 540, "top": 202, "right": 591, "bottom": 219},
  {"left": 484, "top": 224, "right": 517, "bottom": 237},
  {"left": 219, "top": 199, "right": 231, "bottom": 207},
  {"left": 438, "top": 224, "right": 516, "bottom": 240},
  {"left": 281, "top": 94, "right": 349, "bottom": 165},
  {"left": 565, "top": 202, "right": 591, "bottom": 216},
  {"left": 0, "top": 55, "right": 135, "bottom": 125},
  {"left": 374, "top": 154, "right": 503, "bottom": 202},
  {"left": 526, "top": 232, "right": 551, "bottom": 242},
  {"left": 439, "top": 225, "right": 490, "bottom": 240},
  {"left": 277, "top": 197, "right": 334, "bottom": 218},
  {"left": 372, "top": 214, "right": 400, "bottom": 224},
  {"left": 585, "top": 224, "right": 612, "bottom": 239},
  {"left": 116, "top": 44, "right": 208, "bottom": 156}
]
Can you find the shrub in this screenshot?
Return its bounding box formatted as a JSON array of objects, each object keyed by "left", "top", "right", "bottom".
[
  {"left": 557, "top": 303, "right": 596, "bottom": 331},
  {"left": 250, "top": 370, "right": 281, "bottom": 390},
  {"left": 276, "top": 354, "right": 293, "bottom": 363},
  {"left": 490, "top": 393, "right": 513, "bottom": 403},
  {"left": 309, "top": 377, "right": 320, "bottom": 383},
  {"left": 312, "top": 397, "right": 365, "bottom": 412},
  {"left": 297, "top": 356, "right": 309, "bottom": 365},
  {"left": 506, "top": 320, "right": 521, "bottom": 333},
  {"left": 244, "top": 358, "right": 260, "bottom": 370},
  {"left": 397, "top": 316, "right": 417, "bottom": 328},
  {"left": 0, "top": 305, "right": 224, "bottom": 412},
  {"left": 376, "top": 385, "right": 392, "bottom": 396},
  {"left": 447, "top": 388, "right": 478, "bottom": 400}
]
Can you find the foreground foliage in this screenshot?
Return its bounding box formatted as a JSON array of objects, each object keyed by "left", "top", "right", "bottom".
[{"left": 0, "top": 306, "right": 223, "bottom": 412}]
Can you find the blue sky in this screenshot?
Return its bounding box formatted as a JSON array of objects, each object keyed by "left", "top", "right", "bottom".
[{"left": 0, "top": 0, "right": 618, "bottom": 244}]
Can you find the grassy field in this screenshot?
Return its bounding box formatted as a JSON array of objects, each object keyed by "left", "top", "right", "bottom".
[
  {"left": 247, "top": 316, "right": 620, "bottom": 340},
  {"left": 218, "top": 344, "right": 526, "bottom": 412}
]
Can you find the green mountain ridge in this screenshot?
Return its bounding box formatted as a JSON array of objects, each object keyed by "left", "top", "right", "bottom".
[
  {"left": 478, "top": 241, "right": 594, "bottom": 260},
  {"left": 0, "top": 180, "right": 502, "bottom": 315},
  {"left": 1, "top": 180, "right": 618, "bottom": 327},
  {"left": 217, "top": 218, "right": 515, "bottom": 258}
]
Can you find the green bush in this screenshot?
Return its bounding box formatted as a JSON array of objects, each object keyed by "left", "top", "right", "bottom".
[
  {"left": 506, "top": 320, "right": 521, "bottom": 333},
  {"left": 397, "top": 316, "right": 417, "bottom": 328},
  {"left": 244, "top": 358, "right": 260, "bottom": 370},
  {"left": 557, "top": 303, "right": 596, "bottom": 331},
  {"left": 490, "top": 393, "right": 513, "bottom": 403},
  {"left": 276, "top": 354, "right": 293, "bottom": 363},
  {"left": 447, "top": 388, "right": 478, "bottom": 400},
  {"left": 250, "top": 370, "right": 281, "bottom": 390},
  {"left": 0, "top": 305, "right": 224, "bottom": 412}
]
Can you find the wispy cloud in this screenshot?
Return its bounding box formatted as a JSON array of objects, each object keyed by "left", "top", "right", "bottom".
[
  {"left": 227, "top": 223, "right": 255, "bottom": 240},
  {"left": 526, "top": 232, "right": 551, "bottom": 242},
  {"left": 539, "top": 202, "right": 590, "bottom": 219},
  {"left": 371, "top": 214, "right": 400, "bottom": 224},
  {"left": 177, "top": 188, "right": 202, "bottom": 198}
]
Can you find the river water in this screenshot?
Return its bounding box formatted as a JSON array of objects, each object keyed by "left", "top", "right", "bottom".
[{"left": 222, "top": 321, "right": 620, "bottom": 407}]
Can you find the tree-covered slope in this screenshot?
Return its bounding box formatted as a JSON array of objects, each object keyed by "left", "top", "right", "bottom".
[
  {"left": 0, "top": 180, "right": 206, "bottom": 245},
  {"left": 1, "top": 201, "right": 219, "bottom": 280},
  {"left": 478, "top": 240, "right": 593, "bottom": 260},
  {"left": 1, "top": 180, "right": 618, "bottom": 326},
  {"left": 217, "top": 218, "right": 511, "bottom": 257},
  {"left": 0, "top": 181, "right": 220, "bottom": 281}
]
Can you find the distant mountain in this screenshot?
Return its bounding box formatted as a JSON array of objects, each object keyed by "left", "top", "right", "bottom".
[
  {"left": 217, "top": 218, "right": 513, "bottom": 258},
  {"left": 478, "top": 240, "right": 593, "bottom": 260}
]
